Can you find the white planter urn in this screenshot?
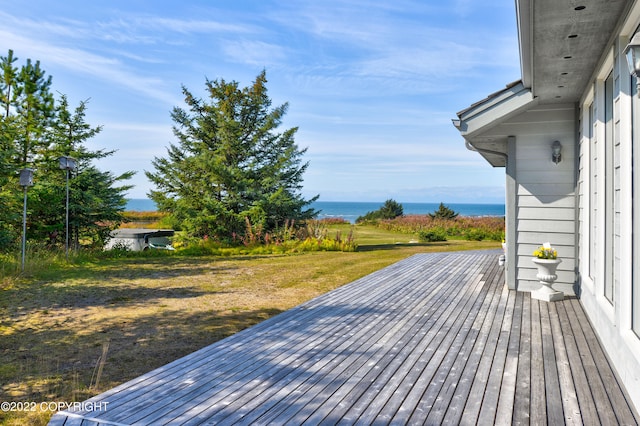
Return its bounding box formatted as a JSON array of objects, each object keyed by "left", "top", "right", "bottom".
[{"left": 531, "top": 258, "right": 563, "bottom": 302}]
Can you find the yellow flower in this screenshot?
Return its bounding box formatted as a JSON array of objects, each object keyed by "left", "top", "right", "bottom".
[{"left": 533, "top": 243, "right": 558, "bottom": 259}]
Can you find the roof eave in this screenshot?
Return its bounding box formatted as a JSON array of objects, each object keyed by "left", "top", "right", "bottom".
[
  {"left": 455, "top": 82, "right": 536, "bottom": 137},
  {"left": 516, "top": 0, "right": 533, "bottom": 89},
  {"left": 453, "top": 81, "right": 537, "bottom": 167}
]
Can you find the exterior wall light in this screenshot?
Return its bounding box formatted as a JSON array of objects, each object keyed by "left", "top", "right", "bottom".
[
  {"left": 624, "top": 32, "right": 640, "bottom": 97},
  {"left": 552, "top": 140, "right": 562, "bottom": 164}
]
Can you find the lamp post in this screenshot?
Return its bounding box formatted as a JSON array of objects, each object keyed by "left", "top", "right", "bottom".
[
  {"left": 59, "top": 156, "right": 77, "bottom": 260},
  {"left": 19, "top": 168, "right": 34, "bottom": 272},
  {"left": 624, "top": 32, "right": 640, "bottom": 96}
]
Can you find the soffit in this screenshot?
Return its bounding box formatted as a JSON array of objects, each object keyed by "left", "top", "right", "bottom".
[{"left": 521, "top": 0, "right": 628, "bottom": 103}]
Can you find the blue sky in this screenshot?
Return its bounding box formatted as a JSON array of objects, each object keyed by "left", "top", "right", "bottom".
[{"left": 0, "top": 0, "right": 520, "bottom": 203}]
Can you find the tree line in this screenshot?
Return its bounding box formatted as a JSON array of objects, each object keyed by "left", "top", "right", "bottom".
[
  {"left": 1, "top": 50, "right": 317, "bottom": 253},
  {"left": 0, "top": 50, "right": 133, "bottom": 251}
]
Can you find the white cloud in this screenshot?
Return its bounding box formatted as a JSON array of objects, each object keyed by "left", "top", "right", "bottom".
[
  {"left": 135, "top": 17, "right": 253, "bottom": 35},
  {"left": 222, "top": 40, "right": 288, "bottom": 67},
  {"left": 0, "top": 28, "right": 178, "bottom": 106},
  {"left": 0, "top": 0, "right": 517, "bottom": 203}
]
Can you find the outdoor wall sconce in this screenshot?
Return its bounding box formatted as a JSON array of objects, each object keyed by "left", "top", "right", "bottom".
[
  {"left": 624, "top": 32, "right": 640, "bottom": 97},
  {"left": 552, "top": 140, "right": 562, "bottom": 164}
]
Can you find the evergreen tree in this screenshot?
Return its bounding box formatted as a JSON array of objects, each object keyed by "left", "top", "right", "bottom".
[
  {"left": 146, "top": 71, "right": 318, "bottom": 240},
  {"left": 0, "top": 50, "right": 54, "bottom": 248},
  {"left": 13, "top": 56, "right": 55, "bottom": 167},
  {"left": 379, "top": 199, "right": 404, "bottom": 219},
  {"left": 356, "top": 199, "right": 404, "bottom": 223},
  {"left": 69, "top": 165, "right": 134, "bottom": 247},
  {"left": 29, "top": 95, "right": 134, "bottom": 247},
  {"left": 0, "top": 50, "right": 55, "bottom": 247},
  {"left": 0, "top": 50, "right": 134, "bottom": 250},
  {"left": 1, "top": 50, "right": 18, "bottom": 119},
  {"left": 428, "top": 202, "right": 459, "bottom": 220},
  {"left": 0, "top": 51, "right": 19, "bottom": 246}
]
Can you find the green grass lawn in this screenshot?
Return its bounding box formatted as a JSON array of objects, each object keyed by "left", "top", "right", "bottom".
[{"left": 0, "top": 224, "right": 499, "bottom": 425}]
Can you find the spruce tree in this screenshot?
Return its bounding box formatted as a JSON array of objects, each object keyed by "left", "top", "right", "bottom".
[
  {"left": 30, "top": 95, "right": 134, "bottom": 247},
  {"left": 0, "top": 50, "right": 134, "bottom": 250},
  {"left": 14, "top": 56, "right": 55, "bottom": 166},
  {"left": 0, "top": 50, "right": 20, "bottom": 246},
  {"left": 428, "top": 202, "right": 459, "bottom": 220},
  {"left": 356, "top": 199, "right": 403, "bottom": 223},
  {"left": 0, "top": 50, "right": 55, "bottom": 247},
  {"left": 146, "top": 71, "right": 318, "bottom": 240}
]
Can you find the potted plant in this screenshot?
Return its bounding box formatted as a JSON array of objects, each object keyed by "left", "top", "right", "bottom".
[{"left": 531, "top": 242, "right": 563, "bottom": 302}]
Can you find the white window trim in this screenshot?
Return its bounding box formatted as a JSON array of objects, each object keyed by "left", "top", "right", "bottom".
[
  {"left": 617, "top": 34, "right": 635, "bottom": 333},
  {"left": 580, "top": 87, "right": 595, "bottom": 295},
  {"left": 594, "top": 49, "right": 616, "bottom": 322}
]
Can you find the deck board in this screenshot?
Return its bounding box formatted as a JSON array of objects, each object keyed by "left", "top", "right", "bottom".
[
  {"left": 48, "top": 250, "right": 639, "bottom": 426},
  {"left": 513, "top": 289, "right": 531, "bottom": 426},
  {"left": 548, "top": 302, "right": 581, "bottom": 425},
  {"left": 494, "top": 289, "right": 523, "bottom": 426},
  {"left": 555, "top": 301, "right": 596, "bottom": 425}
]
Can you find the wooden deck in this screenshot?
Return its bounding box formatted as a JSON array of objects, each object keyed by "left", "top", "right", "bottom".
[{"left": 49, "top": 250, "right": 639, "bottom": 425}]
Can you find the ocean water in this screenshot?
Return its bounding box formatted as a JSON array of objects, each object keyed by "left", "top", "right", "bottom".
[
  {"left": 125, "top": 198, "right": 158, "bottom": 211},
  {"left": 312, "top": 201, "right": 504, "bottom": 223},
  {"left": 126, "top": 199, "right": 504, "bottom": 223}
]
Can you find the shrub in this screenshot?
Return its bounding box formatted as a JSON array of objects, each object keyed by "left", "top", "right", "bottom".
[
  {"left": 356, "top": 199, "right": 404, "bottom": 223},
  {"left": 418, "top": 229, "right": 447, "bottom": 242},
  {"left": 465, "top": 229, "right": 486, "bottom": 241},
  {"left": 374, "top": 215, "right": 504, "bottom": 241},
  {"left": 108, "top": 241, "right": 133, "bottom": 257},
  {"left": 316, "top": 217, "right": 350, "bottom": 225},
  {"left": 174, "top": 220, "right": 357, "bottom": 255}
]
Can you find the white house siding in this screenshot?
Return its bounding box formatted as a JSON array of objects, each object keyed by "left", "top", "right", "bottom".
[
  {"left": 503, "top": 104, "right": 577, "bottom": 294},
  {"left": 577, "top": 29, "right": 640, "bottom": 408},
  {"left": 454, "top": 3, "right": 640, "bottom": 407}
]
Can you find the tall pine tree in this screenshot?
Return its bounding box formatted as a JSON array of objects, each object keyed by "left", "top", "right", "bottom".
[
  {"left": 0, "top": 50, "right": 20, "bottom": 246},
  {"left": 0, "top": 50, "right": 134, "bottom": 250},
  {"left": 146, "top": 71, "right": 317, "bottom": 240},
  {"left": 0, "top": 50, "right": 54, "bottom": 247},
  {"left": 29, "top": 95, "right": 134, "bottom": 247}
]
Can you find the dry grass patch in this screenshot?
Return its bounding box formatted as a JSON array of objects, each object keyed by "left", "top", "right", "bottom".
[{"left": 0, "top": 239, "right": 499, "bottom": 425}]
